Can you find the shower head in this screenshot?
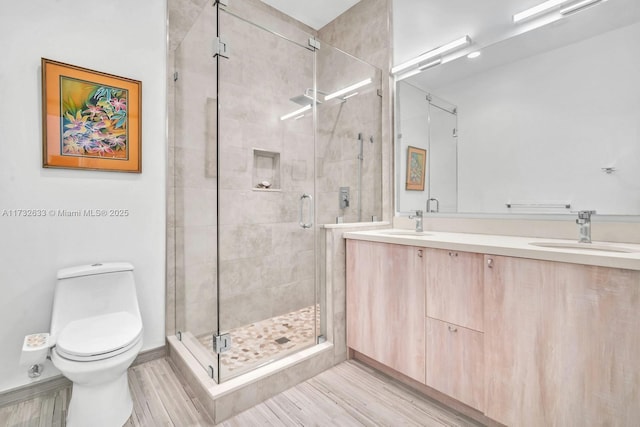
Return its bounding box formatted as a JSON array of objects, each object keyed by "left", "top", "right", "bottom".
[
  {"left": 289, "top": 94, "right": 317, "bottom": 106},
  {"left": 289, "top": 88, "right": 324, "bottom": 106}
]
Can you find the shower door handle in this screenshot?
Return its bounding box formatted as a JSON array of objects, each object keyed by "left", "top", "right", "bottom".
[{"left": 299, "top": 193, "right": 313, "bottom": 229}]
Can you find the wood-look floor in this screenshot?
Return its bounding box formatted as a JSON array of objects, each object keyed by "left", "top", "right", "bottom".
[
  {"left": 222, "top": 360, "right": 481, "bottom": 427},
  {"left": 0, "top": 359, "right": 480, "bottom": 427},
  {"left": 0, "top": 359, "right": 213, "bottom": 427}
]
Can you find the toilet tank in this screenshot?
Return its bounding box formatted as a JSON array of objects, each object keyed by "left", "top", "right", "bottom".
[{"left": 50, "top": 262, "right": 141, "bottom": 341}]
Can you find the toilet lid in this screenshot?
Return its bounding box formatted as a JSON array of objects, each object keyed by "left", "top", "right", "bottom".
[{"left": 56, "top": 311, "right": 142, "bottom": 359}]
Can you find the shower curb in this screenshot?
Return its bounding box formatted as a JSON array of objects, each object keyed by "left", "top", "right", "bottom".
[{"left": 167, "top": 336, "right": 335, "bottom": 423}]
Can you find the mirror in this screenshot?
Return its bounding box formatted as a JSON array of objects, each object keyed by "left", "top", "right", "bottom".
[{"left": 394, "top": 0, "right": 640, "bottom": 216}]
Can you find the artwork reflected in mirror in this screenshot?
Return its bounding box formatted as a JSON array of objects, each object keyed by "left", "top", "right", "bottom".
[{"left": 406, "top": 146, "right": 426, "bottom": 191}]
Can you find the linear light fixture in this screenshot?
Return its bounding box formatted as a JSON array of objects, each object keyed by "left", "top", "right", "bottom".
[
  {"left": 280, "top": 104, "right": 311, "bottom": 121},
  {"left": 560, "top": 0, "right": 605, "bottom": 15},
  {"left": 417, "top": 58, "right": 442, "bottom": 71},
  {"left": 395, "top": 68, "right": 422, "bottom": 82},
  {"left": 342, "top": 92, "right": 359, "bottom": 100},
  {"left": 324, "top": 78, "right": 372, "bottom": 101},
  {"left": 391, "top": 36, "right": 471, "bottom": 75},
  {"left": 513, "top": 0, "right": 566, "bottom": 23}
]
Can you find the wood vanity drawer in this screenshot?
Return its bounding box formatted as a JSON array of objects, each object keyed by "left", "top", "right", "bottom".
[
  {"left": 426, "top": 317, "right": 484, "bottom": 411},
  {"left": 425, "top": 248, "right": 484, "bottom": 331}
]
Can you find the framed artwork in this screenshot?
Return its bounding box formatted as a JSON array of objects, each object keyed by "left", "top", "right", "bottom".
[
  {"left": 406, "top": 146, "right": 426, "bottom": 191},
  {"left": 41, "top": 58, "right": 142, "bottom": 172}
]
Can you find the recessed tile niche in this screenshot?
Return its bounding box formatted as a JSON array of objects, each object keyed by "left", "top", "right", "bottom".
[{"left": 253, "top": 149, "right": 281, "bottom": 191}]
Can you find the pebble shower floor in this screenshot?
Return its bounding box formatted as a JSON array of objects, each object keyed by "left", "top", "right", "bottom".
[{"left": 198, "top": 305, "right": 319, "bottom": 379}]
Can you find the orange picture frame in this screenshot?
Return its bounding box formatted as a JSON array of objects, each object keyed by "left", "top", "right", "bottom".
[
  {"left": 406, "top": 146, "right": 426, "bottom": 191},
  {"left": 41, "top": 58, "right": 142, "bottom": 172}
]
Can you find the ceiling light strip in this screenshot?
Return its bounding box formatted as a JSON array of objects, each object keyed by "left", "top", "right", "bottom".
[
  {"left": 391, "top": 35, "right": 471, "bottom": 74},
  {"left": 417, "top": 58, "right": 442, "bottom": 71},
  {"left": 395, "top": 68, "right": 422, "bottom": 82},
  {"left": 280, "top": 104, "right": 311, "bottom": 121},
  {"left": 513, "top": 0, "right": 566, "bottom": 23},
  {"left": 324, "top": 78, "right": 372, "bottom": 101},
  {"left": 560, "top": 0, "right": 604, "bottom": 15}
]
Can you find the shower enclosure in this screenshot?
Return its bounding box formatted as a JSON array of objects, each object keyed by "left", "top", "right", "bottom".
[{"left": 171, "top": 0, "right": 382, "bottom": 383}]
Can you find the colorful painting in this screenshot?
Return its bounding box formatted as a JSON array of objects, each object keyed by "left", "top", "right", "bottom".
[
  {"left": 406, "top": 146, "right": 426, "bottom": 191},
  {"left": 42, "top": 58, "right": 141, "bottom": 172},
  {"left": 60, "top": 78, "right": 129, "bottom": 159}
]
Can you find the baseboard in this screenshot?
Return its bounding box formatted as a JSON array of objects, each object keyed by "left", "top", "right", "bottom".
[
  {"left": 0, "top": 344, "right": 167, "bottom": 408},
  {"left": 132, "top": 344, "right": 167, "bottom": 367},
  {"left": 0, "top": 375, "right": 71, "bottom": 409}
]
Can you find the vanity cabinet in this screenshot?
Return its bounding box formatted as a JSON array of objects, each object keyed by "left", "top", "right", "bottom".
[
  {"left": 346, "top": 235, "right": 640, "bottom": 426},
  {"left": 424, "top": 248, "right": 484, "bottom": 410},
  {"left": 346, "top": 240, "right": 425, "bottom": 382},
  {"left": 484, "top": 255, "right": 640, "bottom": 426}
]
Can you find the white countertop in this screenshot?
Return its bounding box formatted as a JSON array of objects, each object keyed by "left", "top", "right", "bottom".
[{"left": 342, "top": 229, "right": 640, "bottom": 271}]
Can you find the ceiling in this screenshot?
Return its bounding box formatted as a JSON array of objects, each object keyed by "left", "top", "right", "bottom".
[{"left": 261, "top": 0, "right": 361, "bottom": 30}]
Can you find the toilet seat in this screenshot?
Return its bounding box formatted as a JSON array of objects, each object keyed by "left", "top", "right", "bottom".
[{"left": 55, "top": 311, "right": 143, "bottom": 362}]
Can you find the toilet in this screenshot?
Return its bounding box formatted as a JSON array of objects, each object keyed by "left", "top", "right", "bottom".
[{"left": 49, "top": 262, "right": 143, "bottom": 427}]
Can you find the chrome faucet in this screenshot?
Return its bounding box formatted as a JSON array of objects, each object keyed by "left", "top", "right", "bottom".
[
  {"left": 409, "top": 210, "right": 423, "bottom": 232},
  {"left": 576, "top": 210, "right": 596, "bottom": 243}
]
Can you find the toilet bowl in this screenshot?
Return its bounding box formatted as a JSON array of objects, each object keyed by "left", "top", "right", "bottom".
[{"left": 49, "top": 263, "right": 143, "bottom": 427}]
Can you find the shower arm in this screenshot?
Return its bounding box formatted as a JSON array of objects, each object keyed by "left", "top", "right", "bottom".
[{"left": 304, "top": 88, "right": 329, "bottom": 97}]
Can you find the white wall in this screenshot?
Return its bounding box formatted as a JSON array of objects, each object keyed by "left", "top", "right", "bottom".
[
  {"left": 0, "top": 0, "right": 167, "bottom": 392},
  {"left": 436, "top": 22, "right": 640, "bottom": 214}
]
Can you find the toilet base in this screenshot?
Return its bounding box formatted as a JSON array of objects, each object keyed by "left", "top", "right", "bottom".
[{"left": 67, "top": 371, "right": 133, "bottom": 427}]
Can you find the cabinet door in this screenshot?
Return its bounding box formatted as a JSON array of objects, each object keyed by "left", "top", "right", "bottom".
[
  {"left": 484, "top": 255, "right": 640, "bottom": 426},
  {"left": 426, "top": 318, "right": 484, "bottom": 411},
  {"left": 425, "top": 248, "right": 484, "bottom": 331},
  {"left": 346, "top": 240, "right": 425, "bottom": 383}
]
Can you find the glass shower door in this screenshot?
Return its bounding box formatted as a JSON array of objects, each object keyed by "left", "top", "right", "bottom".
[
  {"left": 216, "top": 9, "right": 318, "bottom": 382},
  {"left": 427, "top": 96, "right": 458, "bottom": 213}
]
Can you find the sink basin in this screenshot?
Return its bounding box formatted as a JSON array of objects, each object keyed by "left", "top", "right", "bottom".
[
  {"left": 378, "top": 230, "right": 431, "bottom": 236},
  {"left": 529, "top": 242, "right": 637, "bottom": 253}
]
